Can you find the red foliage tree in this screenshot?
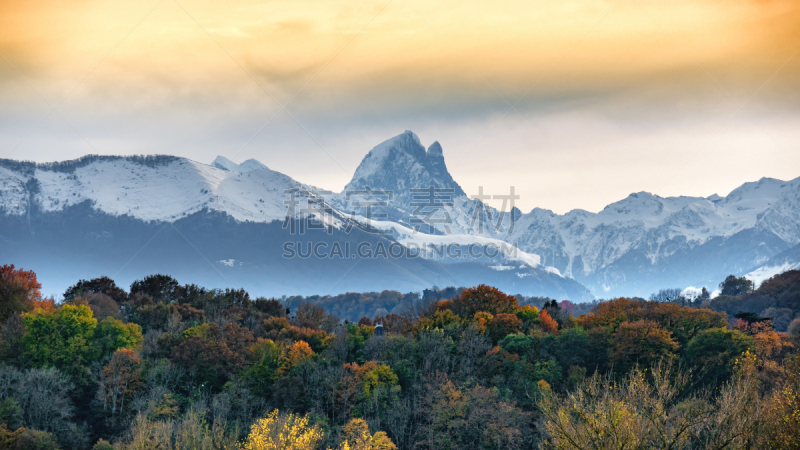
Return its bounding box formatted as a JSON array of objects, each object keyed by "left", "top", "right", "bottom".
[{"left": 0, "top": 265, "right": 42, "bottom": 321}]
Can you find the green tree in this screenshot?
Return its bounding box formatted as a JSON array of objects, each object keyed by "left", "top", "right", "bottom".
[
  {"left": 94, "top": 317, "right": 143, "bottom": 359},
  {"left": 63, "top": 276, "right": 127, "bottom": 304},
  {"left": 242, "top": 339, "right": 283, "bottom": 397},
  {"left": 719, "top": 275, "right": 753, "bottom": 296},
  {"left": 685, "top": 328, "right": 754, "bottom": 387},
  {"left": 21, "top": 304, "right": 97, "bottom": 381},
  {"left": 345, "top": 324, "right": 374, "bottom": 364},
  {"left": 129, "top": 274, "right": 180, "bottom": 303}
]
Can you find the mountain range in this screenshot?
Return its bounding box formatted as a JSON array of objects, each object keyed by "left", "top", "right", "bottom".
[{"left": 1, "top": 130, "right": 798, "bottom": 300}]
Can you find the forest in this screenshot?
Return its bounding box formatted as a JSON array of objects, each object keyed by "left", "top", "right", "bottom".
[{"left": 0, "top": 264, "right": 799, "bottom": 449}]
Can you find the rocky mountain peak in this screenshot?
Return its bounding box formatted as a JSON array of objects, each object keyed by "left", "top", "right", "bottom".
[{"left": 344, "top": 131, "right": 465, "bottom": 199}]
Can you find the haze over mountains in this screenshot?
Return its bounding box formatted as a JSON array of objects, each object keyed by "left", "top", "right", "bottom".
[{"left": 1, "top": 131, "right": 798, "bottom": 299}]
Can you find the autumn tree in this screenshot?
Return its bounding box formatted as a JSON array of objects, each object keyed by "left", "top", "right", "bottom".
[
  {"left": 294, "top": 302, "right": 336, "bottom": 330},
  {"left": 98, "top": 348, "right": 142, "bottom": 417},
  {"left": 539, "top": 309, "right": 559, "bottom": 334},
  {"left": 515, "top": 304, "right": 539, "bottom": 323},
  {"left": 416, "top": 309, "right": 462, "bottom": 331},
  {"left": 759, "top": 355, "right": 800, "bottom": 449},
  {"left": 448, "top": 285, "right": 520, "bottom": 318},
  {"left": 486, "top": 313, "right": 521, "bottom": 343},
  {"left": 278, "top": 341, "right": 314, "bottom": 376},
  {"left": 116, "top": 409, "right": 238, "bottom": 450},
  {"left": 416, "top": 374, "right": 530, "bottom": 450},
  {"left": 336, "top": 361, "right": 399, "bottom": 422},
  {"left": 73, "top": 293, "right": 121, "bottom": 321},
  {"left": 239, "top": 409, "right": 324, "bottom": 450},
  {"left": 611, "top": 320, "right": 678, "bottom": 372},
  {"left": 577, "top": 298, "right": 725, "bottom": 347},
  {"left": 253, "top": 297, "right": 287, "bottom": 318},
  {"left": 538, "top": 363, "right": 760, "bottom": 450},
  {"left": 337, "top": 418, "right": 397, "bottom": 450},
  {"left": 0, "top": 265, "right": 41, "bottom": 322},
  {"left": 170, "top": 322, "right": 254, "bottom": 388}
]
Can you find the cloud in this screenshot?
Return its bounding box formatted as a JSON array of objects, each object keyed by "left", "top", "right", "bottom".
[
  {"left": 206, "top": 27, "right": 252, "bottom": 38},
  {"left": 1, "top": 0, "right": 799, "bottom": 214}
]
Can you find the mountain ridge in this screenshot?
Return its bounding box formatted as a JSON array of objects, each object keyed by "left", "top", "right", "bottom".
[{"left": 2, "top": 130, "right": 799, "bottom": 297}]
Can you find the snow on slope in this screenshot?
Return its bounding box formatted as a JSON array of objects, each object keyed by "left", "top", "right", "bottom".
[
  {"left": 359, "top": 216, "right": 543, "bottom": 268},
  {"left": 2, "top": 156, "right": 302, "bottom": 223},
  {"left": 211, "top": 156, "right": 269, "bottom": 173},
  {"left": 3, "top": 132, "right": 800, "bottom": 293},
  {"left": 327, "top": 131, "right": 800, "bottom": 283},
  {"left": 0, "top": 166, "right": 28, "bottom": 215},
  {"left": 332, "top": 131, "right": 800, "bottom": 281},
  {"left": 746, "top": 261, "right": 800, "bottom": 287},
  {"left": 342, "top": 130, "right": 465, "bottom": 204},
  {"left": 507, "top": 177, "right": 800, "bottom": 276}
]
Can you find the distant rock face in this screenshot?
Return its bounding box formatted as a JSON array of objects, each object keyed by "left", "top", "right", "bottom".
[{"left": 344, "top": 131, "right": 465, "bottom": 206}]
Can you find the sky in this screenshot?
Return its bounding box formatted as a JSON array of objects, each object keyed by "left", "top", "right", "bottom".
[{"left": 1, "top": 0, "right": 799, "bottom": 214}]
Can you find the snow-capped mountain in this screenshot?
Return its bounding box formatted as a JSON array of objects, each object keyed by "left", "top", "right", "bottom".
[
  {"left": 0, "top": 152, "right": 591, "bottom": 300},
  {"left": 507, "top": 177, "right": 800, "bottom": 296},
  {"left": 321, "top": 131, "right": 800, "bottom": 297},
  {"left": 0, "top": 155, "right": 297, "bottom": 223},
  {"left": 1, "top": 130, "right": 798, "bottom": 299},
  {"left": 330, "top": 130, "right": 513, "bottom": 236},
  {"left": 343, "top": 131, "right": 465, "bottom": 200}
]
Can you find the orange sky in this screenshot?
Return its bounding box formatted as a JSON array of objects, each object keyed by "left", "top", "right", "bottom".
[{"left": 1, "top": 0, "right": 799, "bottom": 213}]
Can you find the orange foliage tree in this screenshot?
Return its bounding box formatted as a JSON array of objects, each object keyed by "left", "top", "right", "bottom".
[
  {"left": 448, "top": 285, "right": 520, "bottom": 318},
  {"left": 612, "top": 319, "right": 679, "bottom": 372},
  {"left": 99, "top": 348, "right": 142, "bottom": 416},
  {"left": 538, "top": 309, "right": 559, "bottom": 334},
  {"left": 278, "top": 341, "right": 314, "bottom": 376},
  {"left": 578, "top": 297, "right": 725, "bottom": 346},
  {"left": 487, "top": 313, "right": 522, "bottom": 343}
]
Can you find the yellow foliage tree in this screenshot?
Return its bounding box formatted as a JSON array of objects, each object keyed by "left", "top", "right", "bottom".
[
  {"left": 334, "top": 419, "right": 397, "bottom": 450},
  {"left": 239, "top": 410, "right": 323, "bottom": 450}
]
